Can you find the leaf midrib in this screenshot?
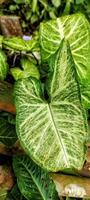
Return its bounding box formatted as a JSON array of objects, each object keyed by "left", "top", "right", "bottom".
[{"left": 48, "top": 103, "right": 69, "bottom": 167}]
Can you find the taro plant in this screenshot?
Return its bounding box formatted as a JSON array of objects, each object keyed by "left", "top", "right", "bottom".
[{"left": 0, "top": 11, "right": 90, "bottom": 199}]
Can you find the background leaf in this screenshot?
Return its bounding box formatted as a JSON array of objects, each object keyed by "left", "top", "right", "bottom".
[
  {"left": 6, "top": 184, "right": 26, "bottom": 200},
  {"left": 11, "top": 58, "right": 40, "bottom": 81},
  {"left": 0, "top": 50, "right": 8, "bottom": 80},
  {"left": 0, "top": 117, "right": 17, "bottom": 147},
  {"left": 3, "top": 36, "right": 39, "bottom": 52},
  {"left": 52, "top": 0, "right": 61, "bottom": 8}
]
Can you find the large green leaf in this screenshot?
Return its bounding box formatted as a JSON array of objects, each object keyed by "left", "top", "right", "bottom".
[
  {"left": 13, "top": 155, "right": 59, "bottom": 200},
  {"left": 0, "top": 50, "right": 8, "bottom": 80},
  {"left": 40, "top": 13, "right": 90, "bottom": 84},
  {"left": 0, "top": 117, "right": 17, "bottom": 147},
  {"left": 14, "top": 40, "right": 87, "bottom": 172}
]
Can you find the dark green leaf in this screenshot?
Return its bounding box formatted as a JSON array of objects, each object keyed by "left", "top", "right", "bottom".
[
  {"left": 13, "top": 155, "right": 59, "bottom": 200},
  {"left": 6, "top": 184, "right": 26, "bottom": 200},
  {"left": 0, "top": 117, "right": 17, "bottom": 147}
]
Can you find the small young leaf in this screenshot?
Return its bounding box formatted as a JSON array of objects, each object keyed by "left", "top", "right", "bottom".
[
  {"left": 0, "top": 50, "right": 8, "bottom": 80},
  {"left": 14, "top": 40, "right": 87, "bottom": 172},
  {"left": 3, "top": 36, "right": 39, "bottom": 52},
  {"left": 11, "top": 58, "right": 40, "bottom": 80},
  {"left": 52, "top": 0, "right": 61, "bottom": 8},
  {"left": 13, "top": 155, "right": 59, "bottom": 200}
]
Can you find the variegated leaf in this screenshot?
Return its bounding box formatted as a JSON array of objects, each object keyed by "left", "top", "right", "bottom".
[
  {"left": 0, "top": 50, "right": 8, "bottom": 80},
  {"left": 40, "top": 13, "right": 90, "bottom": 84},
  {"left": 14, "top": 41, "right": 87, "bottom": 172}
]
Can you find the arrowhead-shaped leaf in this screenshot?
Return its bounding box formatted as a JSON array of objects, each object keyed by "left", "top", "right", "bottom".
[
  {"left": 14, "top": 40, "right": 87, "bottom": 172},
  {"left": 13, "top": 155, "right": 59, "bottom": 200}
]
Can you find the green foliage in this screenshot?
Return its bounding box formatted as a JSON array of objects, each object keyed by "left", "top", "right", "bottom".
[
  {"left": 1, "top": 0, "right": 90, "bottom": 34},
  {"left": 0, "top": 0, "right": 65, "bottom": 33},
  {"left": 0, "top": 1, "right": 90, "bottom": 199},
  {"left": 13, "top": 155, "right": 59, "bottom": 200}
]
